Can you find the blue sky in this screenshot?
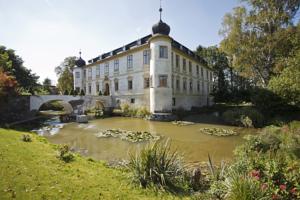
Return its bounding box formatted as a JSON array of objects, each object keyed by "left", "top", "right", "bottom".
[{"left": 0, "top": 0, "right": 240, "bottom": 83}]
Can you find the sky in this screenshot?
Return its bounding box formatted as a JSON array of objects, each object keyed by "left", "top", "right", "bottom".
[{"left": 0, "top": 0, "right": 240, "bottom": 84}]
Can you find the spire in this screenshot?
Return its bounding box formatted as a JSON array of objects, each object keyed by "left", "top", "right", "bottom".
[
  {"left": 159, "top": 0, "right": 163, "bottom": 21},
  {"left": 79, "top": 49, "right": 82, "bottom": 58}
]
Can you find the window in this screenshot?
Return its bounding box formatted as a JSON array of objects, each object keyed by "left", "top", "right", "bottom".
[
  {"left": 197, "top": 81, "right": 200, "bottom": 92},
  {"left": 83, "top": 70, "right": 86, "bottom": 79},
  {"left": 143, "top": 50, "right": 150, "bottom": 65},
  {"left": 159, "top": 46, "right": 168, "bottom": 58},
  {"left": 115, "top": 80, "right": 119, "bottom": 91},
  {"left": 159, "top": 75, "right": 168, "bottom": 87},
  {"left": 88, "top": 68, "right": 92, "bottom": 78},
  {"left": 202, "top": 82, "right": 205, "bottom": 95},
  {"left": 183, "top": 59, "right": 186, "bottom": 72},
  {"left": 171, "top": 52, "right": 174, "bottom": 67},
  {"left": 105, "top": 63, "right": 109, "bottom": 75},
  {"left": 96, "top": 66, "right": 100, "bottom": 77},
  {"left": 206, "top": 70, "right": 209, "bottom": 80},
  {"left": 75, "top": 87, "right": 80, "bottom": 92},
  {"left": 130, "top": 98, "right": 135, "bottom": 104},
  {"left": 144, "top": 77, "right": 150, "bottom": 88},
  {"left": 171, "top": 76, "right": 174, "bottom": 88},
  {"left": 127, "top": 55, "right": 133, "bottom": 69},
  {"left": 201, "top": 67, "right": 204, "bottom": 77},
  {"left": 189, "top": 80, "right": 193, "bottom": 91},
  {"left": 183, "top": 79, "right": 187, "bottom": 91},
  {"left": 114, "top": 59, "right": 119, "bottom": 72},
  {"left": 172, "top": 98, "right": 176, "bottom": 106},
  {"left": 176, "top": 79, "right": 180, "bottom": 90},
  {"left": 75, "top": 72, "right": 80, "bottom": 78},
  {"left": 88, "top": 83, "right": 91, "bottom": 94},
  {"left": 128, "top": 79, "right": 133, "bottom": 90},
  {"left": 96, "top": 82, "right": 100, "bottom": 92},
  {"left": 176, "top": 55, "right": 180, "bottom": 70},
  {"left": 189, "top": 61, "right": 192, "bottom": 73},
  {"left": 196, "top": 65, "right": 199, "bottom": 75}
]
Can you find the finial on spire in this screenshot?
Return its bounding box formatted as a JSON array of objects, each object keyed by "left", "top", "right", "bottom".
[
  {"left": 159, "top": 0, "right": 163, "bottom": 21},
  {"left": 79, "top": 49, "right": 82, "bottom": 58}
]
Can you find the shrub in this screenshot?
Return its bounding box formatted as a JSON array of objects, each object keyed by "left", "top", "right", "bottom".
[
  {"left": 58, "top": 144, "right": 74, "bottom": 163},
  {"left": 173, "top": 107, "right": 186, "bottom": 120},
  {"left": 80, "top": 89, "right": 85, "bottom": 96},
  {"left": 98, "top": 90, "right": 102, "bottom": 96},
  {"left": 250, "top": 87, "right": 285, "bottom": 114},
  {"left": 136, "top": 107, "right": 150, "bottom": 118},
  {"left": 63, "top": 90, "right": 69, "bottom": 95},
  {"left": 128, "top": 141, "right": 185, "bottom": 191},
  {"left": 21, "top": 134, "right": 32, "bottom": 142},
  {"left": 222, "top": 107, "right": 264, "bottom": 128}
]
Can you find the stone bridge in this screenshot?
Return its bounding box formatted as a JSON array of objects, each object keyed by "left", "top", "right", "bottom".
[{"left": 30, "top": 95, "right": 113, "bottom": 113}]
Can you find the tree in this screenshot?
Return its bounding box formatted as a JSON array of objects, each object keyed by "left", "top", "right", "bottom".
[
  {"left": 80, "top": 89, "right": 85, "bottom": 96},
  {"left": 220, "top": 1, "right": 300, "bottom": 87},
  {"left": 0, "top": 70, "right": 18, "bottom": 98},
  {"left": 55, "top": 57, "right": 76, "bottom": 93},
  {"left": 42, "top": 78, "right": 52, "bottom": 92},
  {"left": 0, "top": 45, "right": 39, "bottom": 92}
]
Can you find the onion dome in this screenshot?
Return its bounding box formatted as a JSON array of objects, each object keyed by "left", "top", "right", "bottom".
[
  {"left": 152, "top": 20, "right": 170, "bottom": 35},
  {"left": 75, "top": 51, "right": 86, "bottom": 67},
  {"left": 152, "top": 4, "right": 170, "bottom": 35}
]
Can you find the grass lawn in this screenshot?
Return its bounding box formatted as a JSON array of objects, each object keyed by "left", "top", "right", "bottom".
[{"left": 0, "top": 129, "right": 186, "bottom": 200}]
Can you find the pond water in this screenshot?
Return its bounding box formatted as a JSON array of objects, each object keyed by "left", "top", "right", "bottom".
[{"left": 43, "top": 116, "right": 257, "bottom": 164}]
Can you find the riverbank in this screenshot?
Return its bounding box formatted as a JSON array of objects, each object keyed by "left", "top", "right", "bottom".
[{"left": 0, "top": 128, "right": 187, "bottom": 199}]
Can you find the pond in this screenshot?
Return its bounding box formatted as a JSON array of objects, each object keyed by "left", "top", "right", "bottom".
[{"left": 43, "top": 116, "right": 257, "bottom": 164}]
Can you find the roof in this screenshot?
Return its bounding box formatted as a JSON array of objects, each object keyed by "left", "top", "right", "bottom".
[{"left": 87, "top": 34, "right": 207, "bottom": 67}]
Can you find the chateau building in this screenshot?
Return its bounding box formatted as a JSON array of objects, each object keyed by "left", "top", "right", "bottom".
[{"left": 73, "top": 7, "right": 213, "bottom": 113}]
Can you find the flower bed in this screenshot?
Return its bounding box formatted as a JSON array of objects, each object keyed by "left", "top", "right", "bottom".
[
  {"left": 199, "top": 128, "right": 238, "bottom": 136},
  {"left": 95, "top": 129, "right": 160, "bottom": 143}
]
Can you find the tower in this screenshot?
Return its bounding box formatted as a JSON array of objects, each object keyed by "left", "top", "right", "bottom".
[
  {"left": 149, "top": 2, "right": 172, "bottom": 113},
  {"left": 73, "top": 50, "right": 86, "bottom": 92}
]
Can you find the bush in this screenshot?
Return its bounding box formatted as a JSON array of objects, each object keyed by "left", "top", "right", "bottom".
[
  {"left": 136, "top": 107, "right": 150, "bottom": 118},
  {"left": 58, "top": 144, "right": 74, "bottom": 163},
  {"left": 39, "top": 100, "right": 64, "bottom": 111},
  {"left": 98, "top": 90, "right": 102, "bottom": 96},
  {"left": 128, "top": 141, "right": 185, "bottom": 191},
  {"left": 21, "top": 134, "right": 32, "bottom": 142},
  {"left": 173, "top": 107, "right": 186, "bottom": 120},
  {"left": 80, "top": 89, "right": 85, "bottom": 96},
  {"left": 250, "top": 88, "right": 286, "bottom": 114},
  {"left": 63, "top": 90, "right": 69, "bottom": 95},
  {"left": 222, "top": 107, "right": 264, "bottom": 128}
]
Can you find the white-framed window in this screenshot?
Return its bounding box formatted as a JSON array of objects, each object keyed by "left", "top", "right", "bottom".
[
  {"left": 105, "top": 63, "right": 109, "bottom": 75},
  {"left": 128, "top": 79, "right": 133, "bottom": 90},
  {"left": 201, "top": 67, "right": 204, "bottom": 78},
  {"left": 96, "top": 65, "right": 100, "bottom": 77},
  {"left": 176, "top": 79, "right": 180, "bottom": 90},
  {"left": 158, "top": 75, "right": 168, "bottom": 87},
  {"left": 171, "top": 52, "right": 174, "bottom": 67},
  {"left": 206, "top": 70, "right": 209, "bottom": 80},
  {"left": 197, "top": 81, "right": 200, "bottom": 92},
  {"left": 144, "top": 77, "right": 150, "bottom": 88},
  {"left": 114, "top": 59, "right": 119, "bottom": 72},
  {"left": 176, "top": 54, "right": 180, "bottom": 70},
  {"left": 196, "top": 65, "right": 199, "bottom": 75},
  {"left": 75, "top": 72, "right": 80, "bottom": 78},
  {"left": 159, "top": 46, "right": 168, "bottom": 58},
  {"left": 88, "top": 83, "right": 92, "bottom": 94},
  {"left": 96, "top": 82, "right": 100, "bottom": 92},
  {"left": 114, "top": 80, "right": 119, "bottom": 91},
  {"left": 143, "top": 50, "right": 150, "bottom": 65},
  {"left": 183, "top": 79, "right": 187, "bottom": 91},
  {"left": 88, "top": 68, "right": 92, "bottom": 78},
  {"left": 189, "top": 61, "right": 192, "bottom": 74},
  {"left": 127, "top": 55, "right": 133, "bottom": 69},
  {"left": 202, "top": 81, "right": 205, "bottom": 95},
  {"left": 189, "top": 80, "right": 193, "bottom": 91},
  {"left": 183, "top": 59, "right": 186, "bottom": 72}
]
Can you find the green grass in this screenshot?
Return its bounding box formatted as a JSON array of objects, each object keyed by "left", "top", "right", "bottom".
[{"left": 0, "top": 128, "right": 186, "bottom": 200}]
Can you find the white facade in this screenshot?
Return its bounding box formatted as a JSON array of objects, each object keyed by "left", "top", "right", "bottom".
[{"left": 73, "top": 34, "right": 213, "bottom": 113}]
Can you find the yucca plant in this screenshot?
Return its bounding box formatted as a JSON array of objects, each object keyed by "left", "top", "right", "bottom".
[{"left": 128, "top": 140, "right": 184, "bottom": 191}]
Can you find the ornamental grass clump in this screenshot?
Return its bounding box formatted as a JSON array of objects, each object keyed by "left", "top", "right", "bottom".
[
  {"left": 21, "top": 134, "right": 32, "bottom": 142},
  {"left": 57, "top": 144, "right": 74, "bottom": 163},
  {"left": 128, "top": 141, "right": 185, "bottom": 191}
]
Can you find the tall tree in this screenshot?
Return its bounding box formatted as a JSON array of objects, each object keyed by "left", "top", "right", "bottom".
[
  {"left": 55, "top": 57, "right": 76, "bottom": 93},
  {"left": 0, "top": 45, "right": 39, "bottom": 92},
  {"left": 220, "top": 0, "right": 300, "bottom": 87},
  {"left": 42, "top": 78, "right": 52, "bottom": 92}
]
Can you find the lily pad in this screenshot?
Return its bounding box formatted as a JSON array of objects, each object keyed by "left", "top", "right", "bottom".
[{"left": 199, "top": 128, "right": 238, "bottom": 136}]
